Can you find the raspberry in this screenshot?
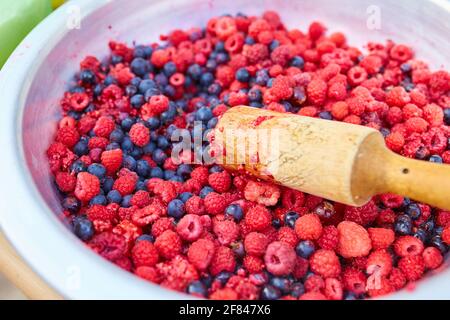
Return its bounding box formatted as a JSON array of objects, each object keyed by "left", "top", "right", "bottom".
[
  {"left": 89, "top": 232, "right": 127, "bottom": 261},
  {"left": 177, "top": 214, "right": 204, "bottom": 241},
  {"left": 187, "top": 238, "right": 215, "bottom": 271},
  {"left": 342, "top": 268, "right": 366, "bottom": 294},
  {"left": 244, "top": 205, "right": 272, "bottom": 231},
  {"left": 264, "top": 241, "right": 296, "bottom": 276},
  {"left": 153, "top": 181, "right": 177, "bottom": 203},
  {"left": 243, "top": 256, "right": 265, "bottom": 274},
  {"left": 304, "top": 274, "right": 325, "bottom": 292},
  {"left": 158, "top": 256, "right": 199, "bottom": 291},
  {"left": 210, "top": 246, "right": 236, "bottom": 276},
  {"left": 294, "top": 213, "right": 323, "bottom": 240},
  {"left": 324, "top": 278, "right": 343, "bottom": 300},
  {"left": 210, "top": 288, "right": 238, "bottom": 300},
  {"left": 386, "top": 87, "right": 411, "bottom": 107},
  {"left": 55, "top": 171, "right": 76, "bottom": 193},
  {"left": 147, "top": 95, "right": 169, "bottom": 115},
  {"left": 131, "top": 240, "right": 159, "bottom": 267},
  {"left": 394, "top": 236, "right": 424, "bottom": 257},
  {"left": 308, "top": 21, "right": 326, "bottom": 40},
  {"left": 368, "top": 227, "right": 395, "bottom": 249},
  {"left": 271, "top": 75, "right": 294, "bottom": 100},
  {"left": 93, "top": 116, "right": 115, "bottom": 138},
  {"left": 385, "top": 132, "right": 405, "bottom": 152},
  {"left": 113, "top": 174, "right": 137, "bottom": 196},
  {"left": 132, "top": 204, "right": 163, "bottom": 227},
  {"left": 337, "top": 221, "right": 372, "bottom": 258},
  {"left": 366, "top": 276, "right": 394, "bottom": 297},
  {"left": 190, "top": 166, "right": 209, "bottom": 185},
  {"left": 130, "top": 190, "right": 151, "bottom": 208},
  {"left": 390, "top": 44, "right": 413, "bottom": 62},
  {"left": 185, "top": 195, "right": 206, "bottom": 215},
  {"left": 307, "top": 79, "right": 327, "bottom": 106},
  {"left": 244, "top": 232, "right": 269, "bottom": 256},
  {"left": 248, "top": 18, "right": 271, "bottom": 38},
  {"left": 55, "top": 126, "right": 80, "bottom": 148},
  {"left": 330, "top": 101, "right": 349, "bottom": 120},
  {"left": 379, "top": 193, "right": 404, "bottom": 208},
  {"left": 277, "top": 226, "right": 299, "bottom": 247},
  {"left": 317, "top": 225, "right": 338, "bottom": 250},
  {"left": 309, "top": 249, "right": 341, "bottom": 278},
  {"left": 101, "top": 149, "right": 123, "bottom": 174},
  {"left": 214, "top": 16, "right": 237, "bottom": 40},
  {"left": 74, "top": 172, "right": 100, "bottom": 202},
  {"left": 129, "top": 123, "right": 150, "bottom": 147},
  {"left": 213, "top": 219, "right": 239, "bottom": 246},
  {"left": 135, "top": 266, "right": 161, "bottom": 283},
  {"left": 280, "top": 188, "right": 305, "bottom": 210},
  {"left": 204, "top": 192, "right": 227, "bottom": 215},
  {"left": 154, "top": 230, "right": 182, "bottom": 259},
  {"left": 422, "top": 247, "right": 443, "bottom": 270},
  {"left": 398, "top": 255, "right": 425, "bottom": 281},
  {"left": 388, "top": 267, "right": 406, "bottom": 290},
  {"left": 243, "top": 43, "right": 269, "bottom": 64},
  {"left": 86, "top": 204, "right": 115, "bottom": 221},
  {"left": 386, "top": 106, "right": 403, "bottom": 125},
  {"left": 343, "top": 199, "right": 378, "bottom": 226},
  {"left": 208, "top": 170, "right": 231, "bottom": 193},
  {"left": 443, "top": 226, "right": 450, "bottom": 244},
  {"left": 366, "top": 249, "right": 392, "bottom": 276},
  {"left": 423, "top": 103, "right": 444, "bottom": 127},
  {"left": 405, "top": 117, "right": 429, "bottom": 133},
  {"left": 151, "top": 217, "right": 174, "bottom": 238},
  {"left": 244, "top": 180, "right": 280, "bottom": 206}
]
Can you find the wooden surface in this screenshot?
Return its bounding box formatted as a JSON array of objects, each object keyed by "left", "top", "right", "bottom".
[{"left": 0, "top": 232, "right": 61, "bottom": 300}]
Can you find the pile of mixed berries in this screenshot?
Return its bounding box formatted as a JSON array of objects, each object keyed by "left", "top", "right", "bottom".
[{"left": 47, "top": 11, "right": 450, "bottom": 299}]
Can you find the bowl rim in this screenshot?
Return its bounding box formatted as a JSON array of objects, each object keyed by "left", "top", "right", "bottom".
[{"left": 0, "top": 0, "right": 449, "bottom": 299}]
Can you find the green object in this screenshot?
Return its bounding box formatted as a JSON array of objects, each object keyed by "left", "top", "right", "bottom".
[{"left": 0, "top": 0, "right": 52, "bottom": 68}]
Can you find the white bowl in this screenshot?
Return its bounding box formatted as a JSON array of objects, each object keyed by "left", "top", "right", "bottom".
[{"left": 0, "top": 0, "right": 449, "bottom": 299}]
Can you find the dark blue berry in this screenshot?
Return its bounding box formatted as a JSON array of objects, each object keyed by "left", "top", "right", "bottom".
[
  {"left": 90, "top": 194, "right": 107, "bottom": 206},
  {"left": 235, "top": 68, "right": 250, "bottom": 82},
  {"left": 209, "top": 165, "right": 222, "bottom": 173},
  {"left": 130, "top": 94, "right": 145, "bottom": 109},
  {"left": 195, "top": 107, "right": 213, "bottom": 122},
  {"left": 130, "top": 57, "right": 152, "bottom": 77},
  {"left": 87, "top": 163, "right": 106, "bottom": 179},
  {"left": 290, "top": 282, "right": 305, "bottom": 298},
  {"left": 400, "top": 63, "right": 412, "bottom": 73},
  {"left": 395, "top": 214, "right": 412, "bottom": 235},
  {"left": 138, "top": 79, "right": 157, "bottom": 94},
  {"left": 200, "top": 72, "right": 214, "bottom": 87},
  {"left": 73, "top": 139, "right": 89, "bottom": 156},
  {"left": 121, "top": 117, "right": 135, "bottom": 131},
  {"left": 430, "top": 235, "right": 448, "bottom": 254},
  {"left": 136, "top": 159, "right": 150, "bottom": 177},
  {"left": 110, "top": 55, "right": 122, "bottom": 65},
  {"left": 122, "top": 155, "right": 137, "bottom": 171},
  {"left": 62, "top": 197, "right": 81, "bottom": 213},
  {"left": 269, "top": 277, "right": 292, "bottom": 294},
  {"left": 290, "top": 56, "right": 305, "bottom": 68},
  {"left": 103, "top": 75, "right": 117, "bottom": 85},
  {"left": 429, "top": 155, "right": 443, "bottom": 163},
  {"left": 207, "top": 117, "right": 218, "bottom": 129},
  {"left": 164, "top": 170, "right": 176, "bottom": 180},
  {"left": 178, "top": 192, "right": 193, "bottom": 203},
  {"left": 110, "top": 129, "right": 124, "bottom": 143},
  {"left": 248, "top": 88, "right": 262, "bottom": 102},
  {"left": 225, "top": 204, "right": 243, "bottom": 221},
  {"left": 152, "top": 148, "right": 167, "bottom": 165},
  {"left": 157, "top": 136, "right": 170, "bottom": 150},
  {"left": 269, "top": 40, "right": 280, "bottom": 51},
  {"left": 150, "top": 167, "right": 164, "bottom": 179},
  {"left": 284, "top": 211, "right": 299, "bottom": 228},
  {"left": 106, "top": 142, "right": 120, "bottom": 150},
  {"left": 163, "top": 61, "right": 177, "bottom": 77},
  {"left": 80, "top": 69, "right": 96, "bottom": 85},
  {"left": 136, "top": 234, "right": 155, "bottom": 243},
  {"left": 319, "top": 111, "right": 333, "bottom": 120},
  {"left": 121, "top": 137, "right": 134, "bottom": 153},
  {"left": 187, "top": 64, "right": 202, "bottom": 80},
  {"left": 121, "top": 195, "right": 132, "bottom": 208},
  {"left": 260, "top": 285, "right": 281, "bottom": 300},
  {"left": 142, "top": 142, "right": 156, "bottom": 155},
  {"left": 406, "top": 203, "right": 421, "bottom": 220},
  {"left": 134, "top": 45, "right": 152, "bottom": 59},
  {"left": 176, "top": 164, "right": 192, "bottom": 178},
  {"left": 414, "top": 228, "right": 428, "bottom": 243},
  {"left": 186, "top": 281, "right": 207, "bottom": 297},
  {"left": 102, "top": 177, "right": 114, "bottom": 193},
  {"left": 107, "top": 190, "right": 122, "bottom": 204},
  {"left": 444, "top": 108, "right": 450, "bottom": 125},
  {"left": 215, "top": 271, "right": 232, "bottom": 285},
  {"left": 136, "top": 179, "right": 147, "bottom": 191},
  {"left": 72, "top": 216, "right": 94, "bottom": 241},
  {"left": 272, "top": 218, "right": 282, "bottom": 229},
  {"left": 168, "top": 199, "right": 185, "bottom": 219},
  {"left": 144, "top": 87, "right": 162, "bottom": 100},
  {"left": 147, "top": 117, "right": 161, "bottom": 130},
  {"left": 199, "top": 186, "right": 214, "bottom": 198},
  {"left": 244, "top": 36, "right": 255, "bottom": 45},
  {"left": 70, "top": 160, "right": 87, "bottom": 174},
  {"left": 296, "top": 240, "right": 316, "bottom": 258}
]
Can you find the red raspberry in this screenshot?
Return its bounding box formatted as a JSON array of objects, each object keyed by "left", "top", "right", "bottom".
[
  {"left": 337, "top": 221, "right": 372, "bottom": 258},
  {"left": 342, "top": 268, "right": 366, "bottom": 294},
  {"left": 210, "top": 288, "right": 238, "bottom": 300},
  {"left": 74, "top": 172, "right": 100, "bottom": 202},
  {"left": 398, "top": 255, "right": 425, "bottom": 281},
  {"left": 244, "top": 232, "right": 269, "bottom": 256},
  {"left": 294, "top": 213, "right": 323, "bottom": 240},
  {"left": 248, "top": 18, "right": 271, "bottom": 38},
  {"left": 210, "top": 246, "right": 236, "bottom": 276},
  {"left": 264, "top": 241, "right": 296, "bottom": 276},
  {"left": 129, "top": 123, "right": 150, "bottom": 147},
  {"left": 185, "top": 195, "right": 206, "bottom": 215},
  {"left": 437, "top": 211, "right": 450, "bottom": 227},
  {"left": 242, "top": 43, "right": 269, "bottom": 64},
  {"left": 154, "top": 230, "right": 182, "bottom": 259},
  {"left": 131, "top": 240, "right": 159, "bottom": 267},
  {"left": 324, "top": 278, "right": 343, "bottom": 300},
  {"left": 158, "top": 256, "right": 199, "bottom": 291},
  {"left": 64, "top": 92, "right": 90, "bottom": 111},
  {"left": 423, "top": 103, "right": 444, "bottom": 127},
  {"left": 299, "top": 292, "right": 327, "bottom": 300},
  {"left": 208, "top": 170, "right": 231, "bottom": 193},
  {"left": 204, "top": 192, "right": 227, "bottom": 215},
  {"left": 55, "top": 126, "right": 80, "bottom": 148},
  {"left": 132, "top": 204, "right": 163, "bottom": 227},
  {"left": 190, "top": 166, "right": 209, "bottom": 185},
  {"left": 402, "top": 103, "right": 423, "bottom": 120},
  {"left": 422, "top": 247, "right": 443, "bottom": 270},
  {"left": 213, "top": 219, "right": 239, "bottom": 246},
  {"left": 277, "top": 226, "right": 299, "bottom": 248},
  {"left": 330, "top": 101, "right": 349, "bottom": 120},
  {"left": 88, "top": 137, "right": 109, "bottom": 150},
  {"left": 317, "top": 225, "right": 339, "bottom": 250},
  {"left": 366, "top": 249, "right": 392, "bottom": 276},
  {"left": 177, "top": 214, "right": 203, "bottom": 242},
  {"left": 388, "top": 267, "right": 407, "bottom": 290},
  {"left": 153, "top": 181, "right": 177, "bottom": 203},
  {"left": 386, "top": 86, "right": 411, "bottom": 107},
  {"left": 405, "top": 117, "right": 429, "bottom": 133},
  {"left": 55, "top": 171, "right": 76, "bottom": 192},
  {"left": 307, "top": 79, "right": 327, "bottom": 106},
  {"left": 386, "top": 106, "right": 403, "bottom": 125},
  {"left": 135, "top": 266, "right": 161, "bottom": 283},
  {"left": 394, "top": 236, "right": 424, "bottom": 258},
  {"left": 228, "top": 91, "right": 248, "bottom": 106},
  {"left": 187, "top": 238, "right": 215, "bottom": 271},
  {"left": 113, "top": 174, "right": 137, "bottom": 196},
  {"left": 86, "top": 204, "right": 115, "bottom": 221},
  {"left": 309, "top": 249, "right": 341, "bottom": 278},
  {"left": 442, "top": 226, "right": 450, "bottom": 244},
  {"left": 366, "top": 276, "right": 394, "bottom": 297},
  {"left": 359, "top": 55, "right": 383, "bottom": 74},
  {"left": 147, "top": 95, "right": 169, "bottom": 115},
  {"left": 243, "top": 256, "right": 265, "bottom": 274},
  {"left": 244, "top": 180, "right": 280, "bottom": 206},
  {"left": 89, "top": 232, "right": 127, "bottom": 261},
  {"left": 150, "top": 49, "right": 170, "bottom": 67},
  {"left": 390, "top": 44, "right": 413, "bottom": 62},
  {"left": 304, "top": 274, "right": 325, "bottom": 292},
  {"left": 130, "top": 190, "right": 151, "bottom": 208},
  {"left": 280, "top": 188, "right": 305, "bottom": 210},
  {"left": 379, "top": 193, "right": 404, "bottom": 209},
  {"left": 93, "top": 116, "right": 115, "bottom": 138},
  {"left": 77, "top": 116, "right": 96, "bottom": 135},
  {"left": 385, "top": 132, "right": 405, "bottom": 152},
  {"left": 101, "top": 149, "right": 123, "bottom": 174},
  {"left": 214, "top": 16, "right": 237, "bottom": 40},
  {"left": 151, "top": 217, "right": 174, "bottom": 238},
  {"left": 244, "top": 205, "right": 272, "bottom": 231},
  {"left": 271, "top": 75, "right": 294, "bottom": 100},
  {"left": 308, "top": 21, "right": 326, "bottom": 40},
  {"left": 343, "top": 199, "right": 378, "bottom": 226},
  {"left": 216, "top": 65, "right": 235, "bottom": 86},
  {"left": 368, "top": 227, "right": 395, "bottom": 249}
]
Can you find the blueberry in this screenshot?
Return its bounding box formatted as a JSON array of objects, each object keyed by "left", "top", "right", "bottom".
[
  {"left": 255, "top": 69, "right": 270, "bottom": 86},
  {"left": 380, "top": 128, "right": 391, "bottom": 138},
  {"left": 87, "top": 163, "right": 106, "bottom": 179},
  {"left": 110, "top": 55, "right": 123, "bottom": 65},
  {"left": 134, "top": 45, "right": 152, "bottom": 59},
  {"left": 150, "top": 167, "right": 164, "bottom": 178},
  {"left": 400, "top": 63, "right": 412, "bottom": 73},
  {"left": 206, "top": 59, "right": 217, "bottom": 71},
  {"left": 235, "top": 68, "right": 250, "bottom": 82},
  {"left": 270, "top": 277, "right": 292, "bottom": 294},
  {"left": 214, "top": 41, "right": 226, "bottom": 52},
  {"left": 121, "top": 195, "right": 132, "bottom": 208},
  {"left": 122, "top": 155, "right": 137, "bottom": 171},
  {"left": 200, "top": 72, "right": 214, "bottom": 87},
  {"left": 215, "top": 271, "right": 232, "bottom": 285},
  {"left": 176, "top": 164, "right": 192, "bottom": 178},
  {"left": 195, "top": 107, "right": 213, "bottom": 122},
  {"left": 406, "top": 203, "right": 421, "bottom": 220},
  {"left": 130, "top": 77, "right": 141, "bottom": 87},
  {"left": 136, "top": 159, "right": 150, "bottom": 177},
  {"left": 93, "top": 84, "right": 104, "bottom": 97},
  {"left": 106, "top": 142, "right": 120, "bottom": 150},
  {"left": 209, "top": 165, "right": 222, "bottom": 173},
  {"left": 130, "top": 57, "right": 152, "bottom": 77},
  {"left": 186, "top": 281, "right": 207, "bottom": 297},
  {"left": 155, "top": 73, "right": 168, "bottom": 87},
  {"left": 207, "top": 117, "right": 218, "bottom": 129},
  {"left": 147, "top": 117, "right": 160, "bottom": 130},
  {"left": 136, "top": 179, "right": 147, "bottom": 191},
  {"left": 110, "top": 129, "right": 124, "bottom": 143},
  {"left": 414, "top": 228, "right": 428, "bottom": 243},
  {"left": 157, "top": 136, "right": 170, "bottom": 150},
  {"left": 107, "top": 190, "right": 122, "bottom": 204},
  {"left": 90, "top": 194, "right": 107, "bottom": 206},
  {"left": 272, "top": 218, "right": 282, "bottom": 229},
  {"left": 290, "top": 56, "right": 305, "bottom": 68},
  {"left": 208, "top": 83, "right": 222, "bottom": 96},
  {"left": 444, "top": 108, "right": 450, "bottom": 126},
  {"left": 121, "top": 137, "right": 134, "bottom": 153},
  {"left": 101, "top": 177, "right": 114, "bottom": 193},
  {"left": 103, "top": 75, "right": 117, "bottom": 85},
  {"left": 144, "top": 87, "right": 162, "bottom": 100},
  {"left": 168, "top": 199, "right": 185, "bottom": 219},
  {"left": 429, "top": 155, "right": 443, "bottom": 163},
  {"left": 178, "top": 192, "right": 193, "bottom": 203},
  {"left": 80, "top": 69, "right": 96, "bottom": 85},
  {"left": 284, "top": 211, "right": 299, "bottom": 228},
  {"left": 260, "top": 285, "right": 281, "bottom": 300},
  {"left": 422, "top": 219, "right": 435, "bottom": 233},
  {"left": 199, "top": 186, "right": 214, "bottom": 198},
  {"left": 290, "top": 282, "right": 305, "bottom": 298},
  {"left": 187, "top": 64, "right": 202, "bottom": 81},
  {"left": 245, "top": 36, "right": 255, "bottom": 45},
  {"left": 142, "top": 142, "right": 156, "bottom": 155},
  {"left": 248, "top": 88, "right": 262, "bottom": 102},
  {"left": 121, "top": 117, "right": 135, "bottom": 131},
  {"left": 70, "top": 160, "right": 87, "bottom": 174},
  {"left": 152, "top": 148, "right": 167, "bottom": 165},
  {"left": 62, "top": 197, "right": 81, "bottom": 213},
  {"left": 136, "top": 234, "right": 155, "bottom": 243},
  {"left": 138, "top": 79, "right": 157, "bottom": 94},
  {"left": 125, "top": 85, "right": 138, "bottom": 97},
  {"left": 430, "top": 236, "right": 448, "bottom": 254},
  {"left": 72, "top": 216, "right": 94, "bottom": 241},
  {"left": 296, "top": 240, "right": 316, "bottom": 258},
  {"left": 69, "top": 85, "right": 85, "bottom": 93},
  {"left": 395, "top": 214, "right": 412, "bottom": 235},
  {"left": 269, "top": 40, "right": 280, "bottom": 51},
  {"left": 319, "top": 111, "right": 333, "bottom": 120},
  {"left": 344, "top": 292, "right": 359, "bottom": 300},
  {"left": 225, "top": 204, "right": 243, "bottom": 221},
  {"left": 163, "top": 61, "right": 177, "bottom": 77},
  {"left": 164, "top": 170, "right": 176, "bottom": 180},
  {"left": 73, "top": 139, "right": 89, "bottom": 156},
  {"left": 130, "top": 94, "right": 145, "bottom": 109}
]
